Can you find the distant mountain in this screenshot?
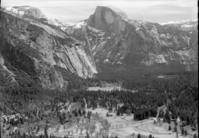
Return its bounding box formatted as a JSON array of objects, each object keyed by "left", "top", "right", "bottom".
[
  {"left": 46, "top": 18, "right": 70, "bottom": 31},
  {"left": 0, "top": 5, "right": 198, "bottom": 89},
  {"left": 0, "top": 6, "right": 97, "bottom": 89},
  {"left": 161, "top": 19, "right": 198, "bottom": 31},
  {"left": 5, "top": 6, "right": 71, "bottom": 31},
  {"left": 68, "top": 6, "right": 198, "bottom": 70},
  {"left": 5, "top": 6, "right": 47, "bottom": 19},
  {"left": 161, "top": 19, "right": 196, "bottom": 24}
]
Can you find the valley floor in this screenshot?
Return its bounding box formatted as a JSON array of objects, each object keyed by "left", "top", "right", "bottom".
[
  {"left": 39, "top": 107, "right": 194, "bottom": 138},
  {"left": 87, "top": 108, "right": 192, "bottom": 138}
]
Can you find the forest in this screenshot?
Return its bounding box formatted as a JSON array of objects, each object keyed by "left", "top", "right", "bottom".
[
  {"left": 0, "top": 68, "right": 198, "bottom": 124},
  {"left": 0, "top": 36, "right": 198, "bottom": 137},
  {"left": 0, "top": 65, "right": 198, "bottom": 138}
]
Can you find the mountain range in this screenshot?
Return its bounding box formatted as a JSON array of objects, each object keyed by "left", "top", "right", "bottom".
[{"left": 0, "top": 5, "right": 198, "bottom": 90}]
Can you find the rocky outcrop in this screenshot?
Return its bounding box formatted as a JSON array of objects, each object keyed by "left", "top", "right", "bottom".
[
  {"left": 87, "top": 6, "right": 128, "bottom": 32},
  {"left": 0, "top": 8, "right": 97, "bottom": 89},
  {"left": 70, "top": 6, "right": 198, "bottom": 70},
  {"left": 1, "top": 5, "right": 198, "bottom": 89},
  {"left": 0, "top": 53, "right": 16, "bottom": 85},
  {"left": 5, "top": 6, "right": 47, "bottom": 19}
]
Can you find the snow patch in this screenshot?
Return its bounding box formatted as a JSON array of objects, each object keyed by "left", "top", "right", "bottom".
[
  {"left": 73, "top": 20, "right": 86, "bottom": 28},
  {"left": 161, "top": 19, "right": 197, "bottom": 25},
  {"left": 181, "top": 24, "right": 194, "bottom": 28},
  {"left": 5, "top": 7, "right": 24, "bottom": 15},
  {"left": 120, "top": 56, "right": 124, "bottom": 59},
  {"left": 47, "top": 19, "right": 68, "bottom": 27},
  {"left": 117, "top": 61, "right": 122, "bottom": 64},
  {"left": 87, "top": 25, "right": 102, "bottom": 33},
  {"left": 103, "top": 59, "right": 110, "bottom": 63},
  {"left": 5, "top": 7, "right": 13, "bottom": 11},
  {"left": 92, "top": 44, "right": 97, "bottom": 51}
]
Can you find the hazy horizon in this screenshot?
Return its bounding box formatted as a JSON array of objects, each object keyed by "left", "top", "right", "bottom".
[{"left": 2, "top": 0, "right": 198, "bottom": 25}]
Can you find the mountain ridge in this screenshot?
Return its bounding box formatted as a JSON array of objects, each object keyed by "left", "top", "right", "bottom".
[
  {"left": 0, "top": 7, "right": 97, "bottom": 90},
  {"left": 0, "top": 5, "right": 198, "bottom": 89},
  {"left": 68, "top": 5, "right": 198, "bottom": 69}
]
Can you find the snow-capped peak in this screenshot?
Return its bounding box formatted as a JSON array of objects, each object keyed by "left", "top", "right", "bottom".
[
  {"left": 73, "top": 20, "right": 87, "bottom": 28},
  {"left": 101, "top": 5, "right": 125, "bottom": 15},
  {"left": 96, "top": 5, "right": 128, "bottom": 20},
  {"left": 161, "top": 18, "right": 197, "bottom": 25},
  {"left": 5, "top": 7, "right": 25, "bottom": 16},
  {"left": 47, "top": 19, "right": 69, "bottom": 27},
  {"left": 45, "top": 18, "right": 70, "bottom": 32},
  {"left": 4, "top": 6, "right": 47, "bottom": 19}
]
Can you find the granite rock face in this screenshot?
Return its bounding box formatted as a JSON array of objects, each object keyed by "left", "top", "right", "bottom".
[
  {"left": 0, "top": 5, "right": 198, "bottom": 89},
  {"left": 0, "top": 7, "right": 97, "bottom": 89},
  {"left": 5, "top": 6, "right": 47, "bottom": 19},
  {"left": 87, "top": 6, "right": 128, "bottom": 32},
  {"left": 69, "top": 6, "right": 198, "bottom": 70}
]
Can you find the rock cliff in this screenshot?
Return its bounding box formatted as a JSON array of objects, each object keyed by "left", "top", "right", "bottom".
[
  {"left": 69, "top": 6, "right": 198, "bottom": 70},
  {"left": 0, "top": 7, "right": 97, "bottom": 89},
  {"left": 1, "top": 5, "right": 198, "bottom": 89},
  {"left": 5, "top": 6, "right": 47, "bottom": 19}
]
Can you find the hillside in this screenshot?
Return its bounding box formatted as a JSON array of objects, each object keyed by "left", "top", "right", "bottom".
[
  {"left": 68, "top": 6, "right": 198, "bottom": 71},
  {"left": 0, "top": 7, "right": 97, "bottom": 90}
]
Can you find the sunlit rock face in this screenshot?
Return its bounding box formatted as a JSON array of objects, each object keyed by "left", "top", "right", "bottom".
[
  {"left": 0, "top": 8, "right": 97, "bottom": 90},
  {"left": 87, "top": 6, "right": 128, "bottom": 32},
  {"left": 69, "top": 6, "right": 198, "bottom": 69},
  {"left": 1, "top": 4, "right": 198, "bottom": 89},
  {"left": 0, "top": 53, "right": 16, "bottom": 84},
  {"left": 5, "top": 6, "right": 47, "bottom": 19}
]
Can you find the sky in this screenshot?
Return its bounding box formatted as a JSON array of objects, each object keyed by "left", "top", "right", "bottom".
[{"left": 2, "top": 0, "right": 198, "bottom": 25}]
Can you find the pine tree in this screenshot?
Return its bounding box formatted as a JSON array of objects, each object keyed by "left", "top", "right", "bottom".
[
  {"left": 85, "top": 132, "right": 90, "bottom": 138},
  {"left": 174, "top": 126, "right": 177, "bottom": 132},
  {"left": 137, "top": 133, "right": 141, "bottom": 138},
  {"left": 0, "top": 121, "right": 1, "bottom": 138},
  {"left": 193, "top": 134, "right": 198, "bottom": 138},
  {"left": 23, "top": 132, "right": 26, "bottom": 138},
  {"left": 181, "top": 128, "right": 184, "bottom": 136},
  {"left": 44, "top": 124, "right": 48, "bottom": 138},
  {"left": 149, "top": 134, "right": 153, "bottom": 138},
  {"left": 106, "top": 112, "right": 109, "bottom": 117},
  {"left": 168, "top": 125, "right": 171, "bottom": 131},
  {"left": 184, "top": 130, "right": 187, "bottom": 136}
]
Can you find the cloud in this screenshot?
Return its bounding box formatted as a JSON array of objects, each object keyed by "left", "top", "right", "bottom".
[{"left": 2, "top": 0, "right": 198, "bottom": 25}]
